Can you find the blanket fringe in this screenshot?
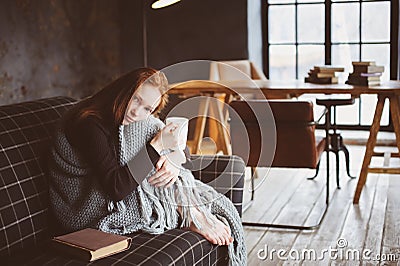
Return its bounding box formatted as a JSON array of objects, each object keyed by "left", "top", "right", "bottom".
[{"left": 100, "top": 117, "right": 246, "bottom": 265}]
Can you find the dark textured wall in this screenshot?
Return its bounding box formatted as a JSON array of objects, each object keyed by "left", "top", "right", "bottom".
[
  {"left": 146, "top": 0, "right": 248, "bottom": 69},
  {"left": 0, "top": 0, "right": 248, "bottom": 105},
  {"left": 0, "top": 0, "right": 143, "bottom": 105}
]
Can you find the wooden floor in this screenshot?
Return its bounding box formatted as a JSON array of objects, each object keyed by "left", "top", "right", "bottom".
[{"left": 242, "top": 145, "right": 400, "bottom": 265}]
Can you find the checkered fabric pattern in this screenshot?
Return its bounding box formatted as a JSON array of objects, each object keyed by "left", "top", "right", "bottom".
[
  {"left": 191, "top": 155, "right": 245, "bottom": 217},
  {"left": 0, "top": 97, "right": 245, "bottom": 265},
  {"left": 0, "top": 97, "right": 77, "bottom": 259},
  {"left": 26, "top": 229, "right": 228, "bottom": 266}
]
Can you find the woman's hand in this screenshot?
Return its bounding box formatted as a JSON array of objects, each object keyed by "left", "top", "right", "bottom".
[
  {"left": 148, "top": 153, "right": 183, "bottom": 188},
  {"left": 150, "top": 123, "right": 183, "bottom": 153}
]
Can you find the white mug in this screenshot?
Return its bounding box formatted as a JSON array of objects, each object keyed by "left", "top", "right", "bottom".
[{"left": 165, "top": 116, "right": 189, "bottom": 150}]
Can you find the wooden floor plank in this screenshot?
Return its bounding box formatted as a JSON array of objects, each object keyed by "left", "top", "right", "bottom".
[
  {"left": 296, "top": 146, "right": 366, "bottom": 266},
  {"left": 380, "top": 174, "right": 400, "bottom": 266},
  {"left": 243, "top": 168, "right": 305, "bottom": 252},
  {"left": 331, "top": 174, "right": 380, "bottom": 266},
  {"left": 296, "top": 171, "right": 357, "bottom": 266},
  {"left": 243, "top": 145, "right": 400, "bottom": 266},
  {"left": 243, "top": 168, "right": 305, "bottom": 224},
  {"left": 246, "top": 167, "right": 336, "bottom": 265},
  {"left": 362, "top": 174, "right": 389, "bottom": 265}
]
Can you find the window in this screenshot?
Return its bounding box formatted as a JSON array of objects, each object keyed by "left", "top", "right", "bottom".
[{"left": 264, "top": 0, "right": 398, "bottom": 129}]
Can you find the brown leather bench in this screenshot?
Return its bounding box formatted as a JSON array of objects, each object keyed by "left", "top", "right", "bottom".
[{"left": 229, "top": 100, "right": 327, "bottom": 230}]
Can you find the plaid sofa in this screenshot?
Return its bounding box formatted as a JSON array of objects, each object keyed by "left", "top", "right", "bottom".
[{"left": 0, "top": 97, "right": 245, "bottom": 265}]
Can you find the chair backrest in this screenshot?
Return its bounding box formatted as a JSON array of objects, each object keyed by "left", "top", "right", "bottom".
[
  {"left": 229, "top": 100, "right": 322, "bottom": 169},
  {"left": 209, "top": 60, "right": 267, "bottom": 81},
  {"left": 0, "top": 97, "right": 76, "bottom": 258},
  {"left": 210, "top": 60, "right": 291, "bottom": 100}
]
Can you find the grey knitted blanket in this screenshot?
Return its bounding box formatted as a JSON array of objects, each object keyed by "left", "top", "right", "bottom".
[{"left": 48, "top": 116, "right": 246, "bottom": 265}]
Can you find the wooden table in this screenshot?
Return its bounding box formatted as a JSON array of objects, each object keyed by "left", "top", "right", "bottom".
[{"left": 169, "top": 80, "right": 400, "bottom": 204}]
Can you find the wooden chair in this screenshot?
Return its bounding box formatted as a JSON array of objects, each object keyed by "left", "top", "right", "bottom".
[{"left": 229, "top": 99, "right": 329, "bottom": 230}]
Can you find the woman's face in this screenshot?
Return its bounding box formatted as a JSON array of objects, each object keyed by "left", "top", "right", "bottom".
[{"left": 122, "top": 83, "right": 162, "bottom": 124}]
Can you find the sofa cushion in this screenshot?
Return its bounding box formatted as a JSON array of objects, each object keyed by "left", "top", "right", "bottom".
[
  {"left": 0, "top": 97, "right": 77, "bottom": 258},
  {"left": 22, "top": 229, "right": 228, "bottom": 266},
  {"left": 191, "top": 155, "right": 245, "bottom": 216}
]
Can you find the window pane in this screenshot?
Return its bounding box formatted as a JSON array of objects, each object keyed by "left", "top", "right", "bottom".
[
  {"left": 336, "top": 98, "right": 360, "bottom": 125},
  {"left": 269, "top": 45, "right": 296, "bottom": 80},
  {"left": 297, "top": 0, "right": 324, "bottom": 3},
  {"left": 269, "top": 5, "right": 295, "bottom": 43},
  {"left": 268, "top": 0, "right": 295, "bottom": 4},
  {"left": 332, "top": 3, "right": 360, "bottom": 43},
  {"left": 332, "top": 44, "right": 360, "bottom": 82},
  {"left": 297, "top": 94, "right": 327, "bottom": 124},
  {"left": 361, "top": 1, "right": 390, "bottom": 42},
  {"left": 298, "top": 4, "right": 324, "bottom": 43},
  {"left": 298, "top": 45, "right": 324, "bottom": 79},
  {"left": 362, "top": 44, "right": 390, "bottom": 81},
  {"left": 360, "top": 95, "right": 390, "bottom": 126}
]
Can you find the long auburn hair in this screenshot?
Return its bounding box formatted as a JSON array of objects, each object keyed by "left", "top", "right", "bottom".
[{"left": 69, "top": 68, "right": 169, "bottom": 128}]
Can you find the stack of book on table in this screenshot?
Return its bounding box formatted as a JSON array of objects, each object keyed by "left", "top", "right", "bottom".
[
  {"left": 346, "top": 61, "right": 384, "bottom": 86},
  {"left": 305, "top": 65, "right": 345, "bottom": 84}
]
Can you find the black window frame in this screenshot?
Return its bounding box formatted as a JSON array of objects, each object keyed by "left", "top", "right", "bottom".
[{"left": 262, "top": 0, "right": 399, "bottom": 132}]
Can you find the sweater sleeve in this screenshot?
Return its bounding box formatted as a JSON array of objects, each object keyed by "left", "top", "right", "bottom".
[{"left": 66, "top": 117, "right": 159, "bottom": 201}]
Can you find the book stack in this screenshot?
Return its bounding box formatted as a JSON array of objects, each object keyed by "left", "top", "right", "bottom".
[
  {"left": 305, "top": 65, "right": 345, "bottom": 84},
  {"left": 346, "top": 61, "right": 384, "bottom": 86}
]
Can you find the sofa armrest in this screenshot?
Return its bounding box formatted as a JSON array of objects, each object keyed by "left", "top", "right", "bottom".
[{"left": 189, "top": 154, "right": 246, "bottom": 217}]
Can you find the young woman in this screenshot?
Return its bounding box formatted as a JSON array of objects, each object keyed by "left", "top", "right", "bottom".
[{"left": 48, "top": 68, "right": 235, "bottom": 246}]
